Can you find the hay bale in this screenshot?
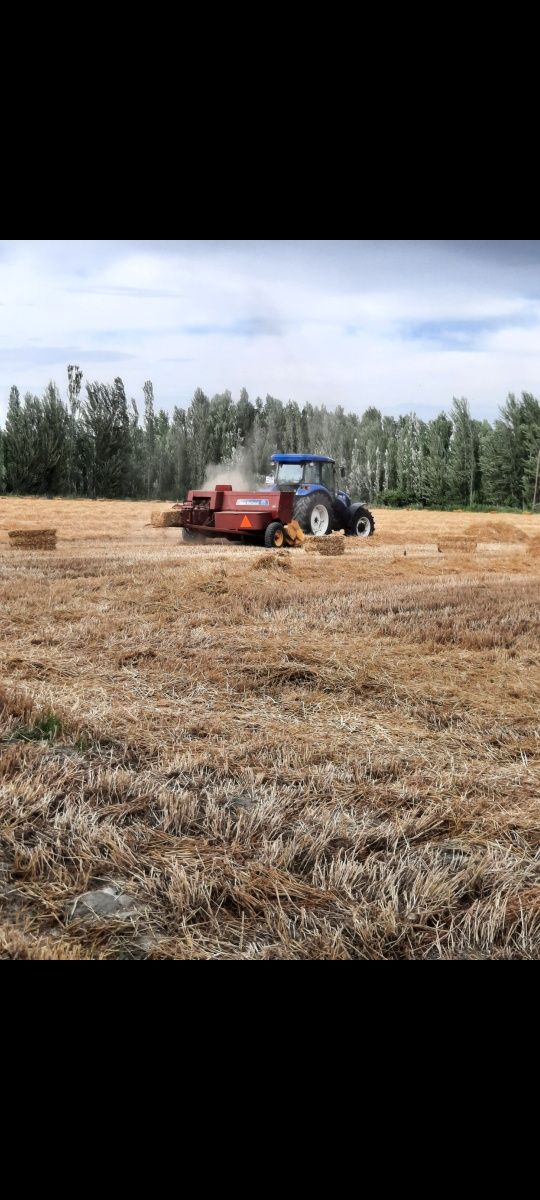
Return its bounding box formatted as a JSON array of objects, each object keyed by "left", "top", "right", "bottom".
[
  {"left": 318, "top": 536, "right": 345, "bottom": 556},
  {"left": 437, "top": 538, "right": 477, "bottom": 553},
  {"left": 400, "top": 545, "right": 441, "bottom": 558},
  {"left": 151, "top": 509, "right": 184, "bottom": 528},
  {"left": 8, "top": 528, "right": 57, "bottom": 550},
  {"left": 305, "top": 532, "right": 345, "bottom": 557},
  {"left": 476, "top": 541, "right": 527, "bottom": 555},
  {"left": 8, "top": 528, "right": 56, "bottom": 539}
]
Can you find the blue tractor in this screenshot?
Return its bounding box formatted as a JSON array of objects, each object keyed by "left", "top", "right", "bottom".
[{"left": 269, "top": 453, "right": 375, "bottom": 537}]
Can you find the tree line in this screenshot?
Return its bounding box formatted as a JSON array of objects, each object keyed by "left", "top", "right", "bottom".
[{"left": 0, "top": 367, "right": 539, "bottom": 508}]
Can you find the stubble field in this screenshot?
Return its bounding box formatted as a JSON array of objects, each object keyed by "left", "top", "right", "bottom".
[{"left": 1, "top": 497, "right": 539, "bottom": 959}]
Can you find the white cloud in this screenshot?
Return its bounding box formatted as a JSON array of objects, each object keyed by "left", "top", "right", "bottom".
[{"left": 1, "top": 240, "right": 540, "bottom": 422}]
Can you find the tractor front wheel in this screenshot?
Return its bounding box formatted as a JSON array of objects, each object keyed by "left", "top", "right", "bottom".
[{"left": 264, "top": 521, "right": 286, "bottom": 549}]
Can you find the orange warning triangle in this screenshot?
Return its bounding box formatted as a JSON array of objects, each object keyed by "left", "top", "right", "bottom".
[{"left": 240, "top": 515, "right": 252, "bottom": 529}]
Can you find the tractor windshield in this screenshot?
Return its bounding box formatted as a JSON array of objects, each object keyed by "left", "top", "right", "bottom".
[
  {"left": 275, "top": 463, "right": 304, "bottom": 484},
  {"left": 274, "top": 462, "right": 321, "bottom": 487}
]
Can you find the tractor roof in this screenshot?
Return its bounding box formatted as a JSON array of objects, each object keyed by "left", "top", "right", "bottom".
[{"left": 271, "top": 453, "right": 335, "bottom": 464}]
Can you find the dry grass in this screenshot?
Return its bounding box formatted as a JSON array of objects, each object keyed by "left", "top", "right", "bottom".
[
  {"left": 251, "top": 552, "right": 292, "bottom": 572},
  {"left": 1, "top": 498, "right": 539, "bottom": 959}
]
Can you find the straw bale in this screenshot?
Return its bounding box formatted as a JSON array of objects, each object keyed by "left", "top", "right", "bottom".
[
  {"left": 437, "top": 538, "right": 477, "bottom": 553},
  {"left": 151, "top": 510, "right": 183, "bottom": 528},
  {"left": 476, "top": 541, "right": 527, "bottom": 555},
  {"left": 313, "top": 533, "right": 345, "bottom": 556},
  {"left": 8, "top": 528, "right": 56, "bottom": 550}
]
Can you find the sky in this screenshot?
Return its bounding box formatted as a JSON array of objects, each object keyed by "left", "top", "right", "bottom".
[{"left": 1, "top": 239, "right": 540, "bottom": 424}]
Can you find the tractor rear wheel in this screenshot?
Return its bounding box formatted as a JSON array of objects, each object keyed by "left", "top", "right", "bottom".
[
  {"left": 264, "top": 521, "right": 286, "bottom": 549},
  {"left": 347, "top": 506, "right": 375, "bottom": 537},
  {"left": 293, "top": 491, "right": 333, "bottom": 536}
]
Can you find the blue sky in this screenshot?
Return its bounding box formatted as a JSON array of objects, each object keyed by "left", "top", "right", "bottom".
[{"left": 1, "top": 240, "right": 540, "bottom": 423}]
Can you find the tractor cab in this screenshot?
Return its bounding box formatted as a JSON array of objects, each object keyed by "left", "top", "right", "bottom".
[{"left": 270, "top": 453, "right": 340, "bottom": 495}]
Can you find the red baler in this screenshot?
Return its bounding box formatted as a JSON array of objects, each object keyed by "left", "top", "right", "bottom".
[{"left": 173, "top": 485, "right": 300, "bottom": 548}]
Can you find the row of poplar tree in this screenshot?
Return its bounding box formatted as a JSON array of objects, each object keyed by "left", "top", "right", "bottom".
[{"left": 0, "top": 366, "right": 539, "bottom": 508}]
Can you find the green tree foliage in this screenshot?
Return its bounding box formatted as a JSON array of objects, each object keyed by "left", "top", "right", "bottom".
[
  {"left": 143, "top": 380, "right": 157, "bottom": 496},
  {"left": 236, "top": 387, "right": 256, "bottom": 442},
  {"left": 382, "top": 418, "right": 399, "bottom": 492},
  {"left": 284, "top": 400, "right": 302, "bottom": 453},
  {"left": 39, "top": 383, "right": 70, "bottom": 493},
  {"left": 155, "top": 410, "right": 174, "bottom": 496},
  {"left": 128, "top": 397, "right": 145, "bottom": 497},
  {"left": 2, "top": 374, "right": 540, "bottom": 509},
  {"left": 449, "top": 397, "right": 478, "bottom": 504},
  {"left": 481, "top": 394, "right": 524, "bottom": 505},
  {"left": 66, "top": 364, "right": 83, "bottom": 494},
  {"left": 208, "top": 391, "right": 237, "bottom": 464},
  {"left": 4, "top": 383, "right": 69, "bottom": 494},
  {"left": 168, "top": 406, "right": 190, "bottom": 498},
  {"left": 520, "top": 393, "right": 540, "bottom": 507},
  {"left": 4, "top": 386, "right": 23, "bottom": 491},
  {"left": 187, "top": 387, "right": 210, "bottom": 488},
  {"left": 397, "top": 414, "right": 424, "bottom": 501},
  {"left": 424, "top": 413, "right": 452, "bottom": 505},
  {"left": 82, "top": 377, "right": 131, "bottom": 497}
]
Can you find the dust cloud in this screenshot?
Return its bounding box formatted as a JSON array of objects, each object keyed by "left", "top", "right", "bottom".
[{"left": 202, "top": 465, "right": 256, "bottom": 492}]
